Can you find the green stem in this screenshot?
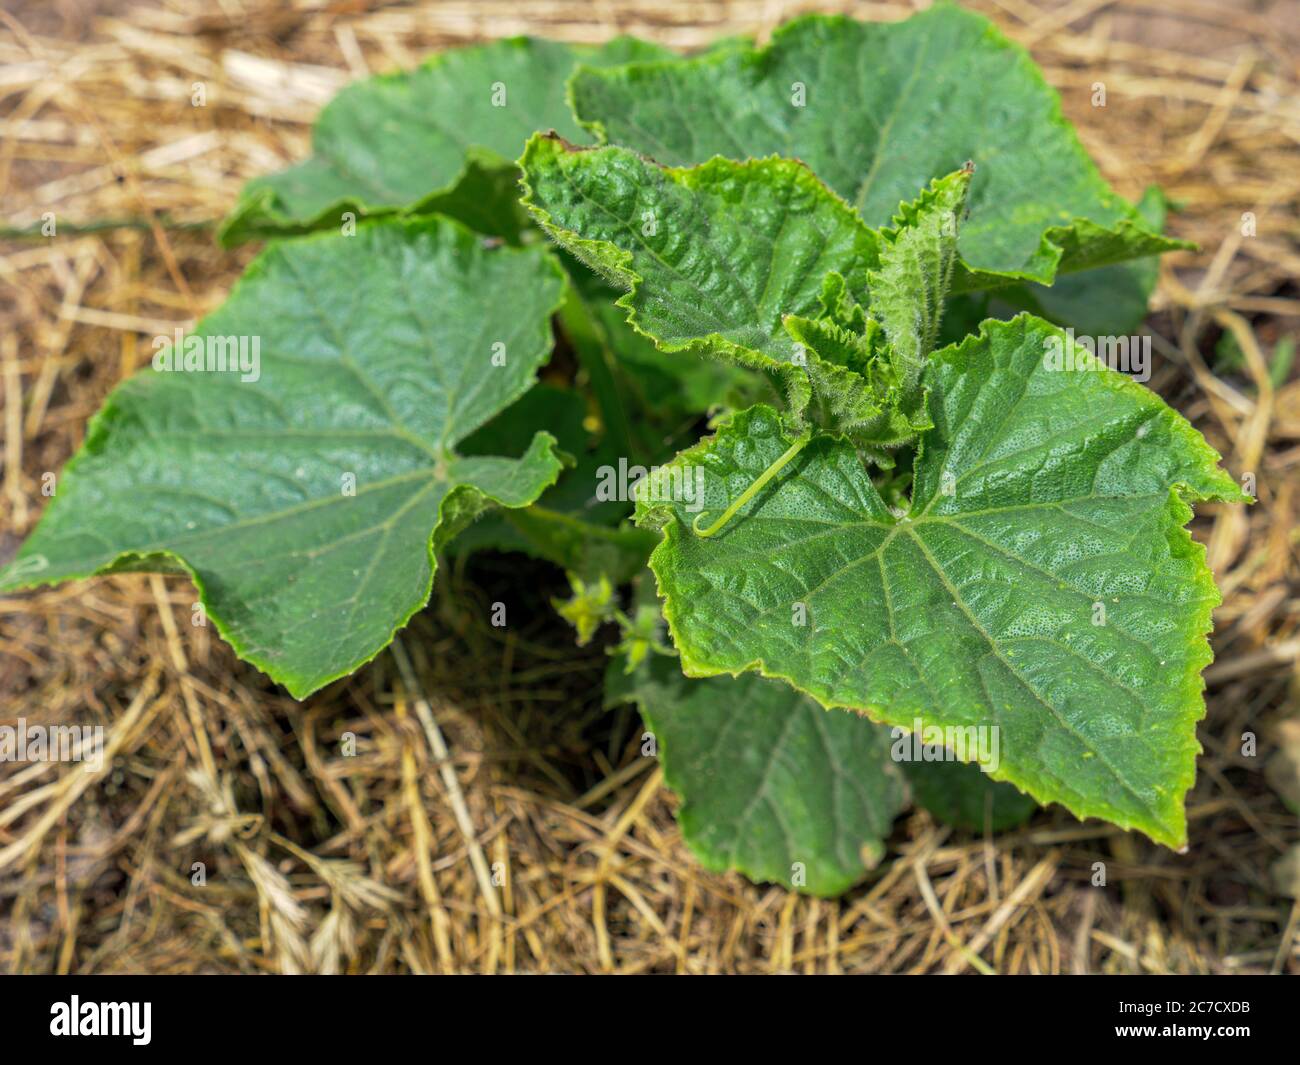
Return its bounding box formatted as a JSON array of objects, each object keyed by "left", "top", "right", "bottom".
[{"left": 692, "top": 431, "right": 811, "bottom": 538}]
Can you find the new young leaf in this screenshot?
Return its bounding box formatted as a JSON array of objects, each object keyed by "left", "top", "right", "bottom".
[
  {"left": 0, "top": 219, "right": 567, "bottom": 698},
  {"left": 869, "top": 167, "right": 970, "bottom": 402},
  {"left": 521, "top": 134, "right": 880, "bottom": 418},
  {"left": 782, "top": 169, "right": 971, "bottom": 455}
]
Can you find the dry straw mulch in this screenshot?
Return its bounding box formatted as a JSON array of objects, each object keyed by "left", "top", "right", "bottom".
[{"left": 1, "top": 0, "right": 1297, "bottom": 974}]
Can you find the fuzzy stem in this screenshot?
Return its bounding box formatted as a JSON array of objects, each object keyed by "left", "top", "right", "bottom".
[{"left": 692, "top": 431, "right": 811, "bottom": 538}]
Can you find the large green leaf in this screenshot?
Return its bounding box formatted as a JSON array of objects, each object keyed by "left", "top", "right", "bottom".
[
  {"left": 606, "top": 654, "right": 907, "bottom": 896},
  {"left": 635, "top": 314, "right": 1246, "bottom": 848},
  {"left": 0, "top": 219, "right": 566, "bottom": 698},
  {"left": 569, "top": 6, "right": 1184, "bottom": 287},
  {"left": 219, "top": 36, "right": 672, "bottom": 245}
]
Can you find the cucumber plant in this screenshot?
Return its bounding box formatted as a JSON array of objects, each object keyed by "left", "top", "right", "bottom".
[{"left": 4, "top": 5, "right": 1246, "bottom": 897}]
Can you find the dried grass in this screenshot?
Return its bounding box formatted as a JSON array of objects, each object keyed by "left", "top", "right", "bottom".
[{"left": 0, "top": 0, "right": 1297, "bottom": 974}]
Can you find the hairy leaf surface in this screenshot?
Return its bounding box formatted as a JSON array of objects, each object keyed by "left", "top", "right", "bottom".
[
  {"left": 569, "top": 6, "right": 1184, "bottom": 286},
  {"left": 0, "top": 219, "right": 567, "bottom": 698},
  {"left": 869, "top": 168, "right": 969, "bottom": 400},
  {"left": 607, "top": 654, "right": 907, "bottom": 895},
  {"left": 635, "top": 315, "right": 1246, "bottom": 847},
  {"left": 784, "top": 169, "right": 971, "bottom": 454}
]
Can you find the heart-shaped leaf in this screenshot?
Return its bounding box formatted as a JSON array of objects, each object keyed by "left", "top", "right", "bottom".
[
  {"left": 635, "top": 314, "right": 1247, "bottom": 847},
  {"left": 0, "top": 218, "right": 567, "bottom": 698}
]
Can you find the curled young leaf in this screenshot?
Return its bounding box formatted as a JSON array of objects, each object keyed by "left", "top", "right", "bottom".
[
  {"left": 782, "top": 169, "right": 973, "bottom": 455},
  {"left": 521, "top": 133, "right": 882, "bottom": 419}
]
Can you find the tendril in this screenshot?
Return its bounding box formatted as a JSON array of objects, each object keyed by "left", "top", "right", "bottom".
[{"left": 691, "top": 431, "right": 812, "bottom": 538}]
